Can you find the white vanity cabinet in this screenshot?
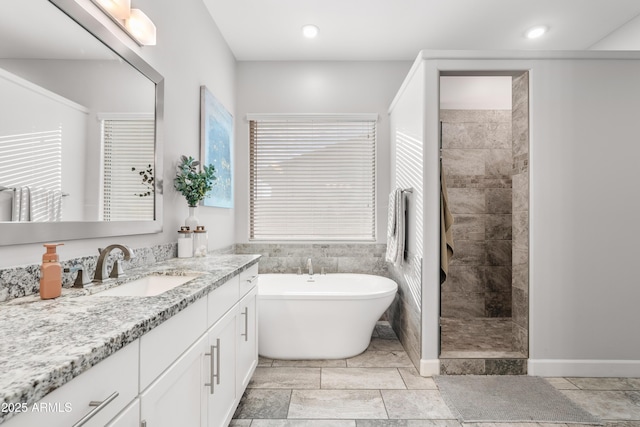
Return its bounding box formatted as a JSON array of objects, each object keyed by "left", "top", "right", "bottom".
[
  {"left": 3, "top": 340, "right": 139, "bottom": 427},
  {"left": 5, "top": 261, "right": 259, "bottom": 427},
  {"left": 206, "top": 306, "right": 238, "bottom": 427},
  {"left": 203, "top": 270, "right": 258, "bottom": 426},
  {"left": 237, "top": 286, "right": 258, "bottom": 392},
  {"left": 137, "top": 262, "right": 259, "bottom": 427}
]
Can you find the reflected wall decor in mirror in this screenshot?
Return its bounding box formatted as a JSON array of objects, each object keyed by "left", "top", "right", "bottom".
[{"left": 0, "top": 0, "right": 164, "bottom": 245}]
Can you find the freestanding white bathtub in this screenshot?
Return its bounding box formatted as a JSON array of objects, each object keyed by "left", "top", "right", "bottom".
[{"left": 258, "top": 273, "right": 398, "bottom": 359}]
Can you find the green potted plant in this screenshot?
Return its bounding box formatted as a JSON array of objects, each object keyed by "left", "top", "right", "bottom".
[{"left": 174, "top": 155, "right": 216, "bottom": 228}]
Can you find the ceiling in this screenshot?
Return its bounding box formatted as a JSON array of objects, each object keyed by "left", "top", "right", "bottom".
[{"left": 202, "top": 0, "right": 640, "bottom": 61}]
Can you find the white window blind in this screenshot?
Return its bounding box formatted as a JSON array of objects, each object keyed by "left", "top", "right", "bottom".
[
  {"left": 249, "top": 115, "right": 376, "bottom": 241},
  {"left": 102, "top": 116, "right": 155, "bottom": 221}
]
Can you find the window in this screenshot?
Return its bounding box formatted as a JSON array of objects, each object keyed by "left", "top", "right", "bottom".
[
  {"left": 101, "top": 115, "right": 155, "bottom": 221},
  {"left": 249, "top": 114, "right": 377, "bottom": 241}
]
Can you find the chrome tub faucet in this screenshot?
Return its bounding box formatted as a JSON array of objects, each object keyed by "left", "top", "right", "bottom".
[{"left": 306, "top": 257, "right": 313, "bottom": 276}]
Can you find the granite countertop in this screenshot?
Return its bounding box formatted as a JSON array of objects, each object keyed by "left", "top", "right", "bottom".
[{"left": 0, "top": 254, "right": 260, "bottom": 424}]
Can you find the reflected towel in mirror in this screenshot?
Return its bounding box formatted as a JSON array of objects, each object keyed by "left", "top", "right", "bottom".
[
  {"left": 11, "top": 187, "right": 30, "bottom": 222},
  {"left": 10, "top": 187, "right": 62, "bottom": 222},
  {"left": 30, "top": 188, "right": 62, "bottom": 222}
]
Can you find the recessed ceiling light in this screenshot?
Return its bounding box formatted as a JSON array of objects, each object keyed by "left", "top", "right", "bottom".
[
  {"left": 526, "top": 26, "right": 548, "bottom": 39},
  {"left": 302, "top": 24, "right": 319, "bottom": 39}
]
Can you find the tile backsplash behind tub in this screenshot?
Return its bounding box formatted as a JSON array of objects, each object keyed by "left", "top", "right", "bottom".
[{"left": 235, "top": 243, "right": 389, "bottom": 277}]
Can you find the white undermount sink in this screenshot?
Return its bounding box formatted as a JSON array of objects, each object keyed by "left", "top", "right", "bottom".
[{"left": 92, "top": 274, "right": 202, "bottom": 297}]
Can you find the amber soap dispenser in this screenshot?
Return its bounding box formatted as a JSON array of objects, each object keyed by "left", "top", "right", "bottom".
[{"left": 40, "top": 243, "right": 64, "bottom": 299}]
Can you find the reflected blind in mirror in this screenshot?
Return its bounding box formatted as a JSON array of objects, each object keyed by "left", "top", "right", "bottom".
[
  {"left": 0, "top": 129, "right": 62, "bottom": 192},
  {"left": 102, "top": 116, "right": 155, "bottom": 221},
  {"left": 249, "top": 115, "right": 377, "bottom": 241}
]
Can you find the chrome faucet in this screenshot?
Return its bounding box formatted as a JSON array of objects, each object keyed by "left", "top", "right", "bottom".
[
  {"left": 94, "top": 244, "right": 135, "bottom": 283},
  {"left": 306, "top": 258, "right": 313, "bottom": 276}
]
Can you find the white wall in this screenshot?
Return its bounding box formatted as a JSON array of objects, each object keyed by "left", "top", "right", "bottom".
[
  {"left": 401, "top": 54, "right": 640, "bottom": 376},
  {"left": 0, "top": 0, "right": 237, "bottom": 267},
  {"left": 235, "top": 61, "right": 411, "bottom": 243}
]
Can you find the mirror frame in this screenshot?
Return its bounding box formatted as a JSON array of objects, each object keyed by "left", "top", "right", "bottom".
[{"left": 0, "top": 0, "right": 164, "bottom": 246}]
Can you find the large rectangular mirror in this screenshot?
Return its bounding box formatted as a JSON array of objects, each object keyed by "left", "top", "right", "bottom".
[{"left": 0, "top": 0, "right": 163, "bottom": 245}]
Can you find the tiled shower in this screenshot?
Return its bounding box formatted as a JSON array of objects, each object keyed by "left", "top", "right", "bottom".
[{"left": 439, "top": 73, "right": 529, "bottom": 374}]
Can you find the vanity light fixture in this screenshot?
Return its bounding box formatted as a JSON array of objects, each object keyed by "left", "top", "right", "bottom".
[
  {"left": 302, "top": 24, "right": 319, "bottom": 39},
  {"left": 95, "top": 0, "right": 131, "bottom": 20},
  {"left": 90, "top": 0, "right": 156, "bottom": 46},
  {"left": 526, "top": 26, "right": 548, "bottom": 39},
  {"left": 125, "top": 9, "right": 156, "bottom": 46}
]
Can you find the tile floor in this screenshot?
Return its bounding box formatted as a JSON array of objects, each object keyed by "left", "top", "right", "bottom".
[{"left": 231, "top": 322, "right": 640, "bottom": 427}]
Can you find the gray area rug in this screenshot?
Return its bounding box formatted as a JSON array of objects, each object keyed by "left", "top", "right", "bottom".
[{"left": 434, "top": 375, "right": 603, "bottom": 425}]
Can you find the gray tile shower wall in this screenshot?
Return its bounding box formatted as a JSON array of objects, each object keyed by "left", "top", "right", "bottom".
[
  {"left": 0, "top": 243, "right": 177, "bottom": 302},
  {"left": 234, "top": 243, "right": 389, "bottom": 276},
  {"left": 387, "top": 252, "right": 422, "bottom": 370},
  {"left": 440, "top": 109, "right": 513, "bottom": 318},
  {"left": 511, "top": 72, "right": 530, "bottom": 355}
]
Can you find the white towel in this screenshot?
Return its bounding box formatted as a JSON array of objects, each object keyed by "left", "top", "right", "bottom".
[
  {"left": 385, "top": 188, "right": 405, "bottom": 266},
  {"left": 11, "top": 187, "right": 30, "bottom": 221},
  {"left": 30, "top": 188, "right": 63, "bottom": 222}
]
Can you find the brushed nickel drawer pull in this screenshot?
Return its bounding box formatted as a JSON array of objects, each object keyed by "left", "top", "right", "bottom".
[
  {"left": 241, "top": 307, "right": 249, "bottom": 342},
  {"left": 205, "top": 338, "right": 221, "bottom": 393},
  {"left": 215, "top": 338, "right": 221, "bottom": 385},
  {"left": 72, "top": 391, "right": 119, "bottom": 427}
]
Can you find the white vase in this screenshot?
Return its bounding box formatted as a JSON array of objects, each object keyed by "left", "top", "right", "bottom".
[{"left": 185, "top": 206, "right": 199, "bottom": 230}]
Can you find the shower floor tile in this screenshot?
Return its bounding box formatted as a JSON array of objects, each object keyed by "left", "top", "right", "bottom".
[
  {"left": 440, "top": 317, "right": 517, "bottom": 355},
  {"left": 439, "top": 350, "right": 526, "bottom": 359}
]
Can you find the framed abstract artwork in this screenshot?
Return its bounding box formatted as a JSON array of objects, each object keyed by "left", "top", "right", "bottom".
[{"left": 200, "top": 86, "right": 233, "bottom": 208}]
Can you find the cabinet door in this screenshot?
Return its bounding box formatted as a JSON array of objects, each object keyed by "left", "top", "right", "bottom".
[
  {"left": 106, "top": 399, "right": 139, "bottom": 427},
  {"left": 206, "top": 306, "right": 237, "bottom": 427},
  {"left": 140, "top": 297, "right": 207, "bottom": 390},
  {"left": 237, "top": 286, "right": 258, "bottom": 391},
  {"left": 140, "top": 334, "right": 208, "bottom": 427}
]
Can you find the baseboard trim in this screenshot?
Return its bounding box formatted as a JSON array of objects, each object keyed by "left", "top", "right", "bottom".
[
  {"left": 528, "top": 359, "right": 640, "bottom": 377},
  {"left": 420, "top": 358, "right": 440, "bottom": 376}
]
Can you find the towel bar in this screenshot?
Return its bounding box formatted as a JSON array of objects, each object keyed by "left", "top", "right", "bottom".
[{"left": 0, "top": 186, "right": 69, "bottom": 197}]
